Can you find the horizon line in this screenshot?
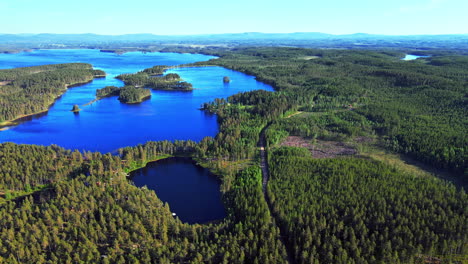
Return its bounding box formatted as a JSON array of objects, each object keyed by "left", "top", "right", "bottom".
[{"left": 2, "top": 32, "right": 468, "bottom": 37}]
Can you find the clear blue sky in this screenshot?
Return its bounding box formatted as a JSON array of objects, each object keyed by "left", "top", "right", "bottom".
[{"left": 1, "top": 0, "right": 466, "bottom": 35}]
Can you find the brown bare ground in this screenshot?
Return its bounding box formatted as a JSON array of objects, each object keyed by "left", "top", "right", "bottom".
[{"left": 280, "top": 136, "right": 357, "bottom": 158}]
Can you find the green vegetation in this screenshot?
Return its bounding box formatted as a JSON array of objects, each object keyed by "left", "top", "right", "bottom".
[
  {"left": 194, "top": 47, "right": 468, "bottom": 262},
  {"left": 117, "top": 66, "right": 193, "bottom": 91},
  {"left": 268, "top": 147, "right": 467, "bottom": 263},
  {"left": 0, "top": 141, "right": 287, "bottom": 263},
  {"left": 195, "top": 47, "right": 467, "bottom": 175},
  {"left": 142, "top": 65, "right": 167, "bottom": 75},
  {"left": 1, "top": 47, "right": 467, "bottom": 263},
  {"left": 1, "top": 184, "right": 50, "bottom": 204},
  {"left": 118, "top": 86, "right": 151, "bottom": 104},
  {"left": 95, "top": 85, "right": 151, "bottom": 104},
  {"left": 96, "top": 85, "right": 120, "bottom": 98},
  {"left": 0, "top": 63, "right": 105, "bottom": 123}
]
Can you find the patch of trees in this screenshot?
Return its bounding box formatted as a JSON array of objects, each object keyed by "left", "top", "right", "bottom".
[
  {"left": 118, "top": 86, "right": 151, "bottom": 104},
  {"left": 196, "top": 47, "right": 468, "bottom": 174},
  {"left": 267, "top": 147, "right": 467, "bottom": 264},
  {"left": 0, "top": 63, "right": 98, "bottom": 81},
  {"left": 96, "top": 85, "right": 151, "bottom": 104},
  {"left": 142, "top": 65, "right": 166, "bottom": 75},
  {"left": 0, "top": 143, "right": 84, "bottom": 192},
  {"left": 96, "top": 86, "right": 120, "bottom": 98},
  {"left": 0, "top": 141, "right": 288, "bottom": 263},
  {"left": 0, "top": 63, "right": 105, "bottom": 122},
  {"left": 116, "top": 66, "right": 193, "bottom": 91}
]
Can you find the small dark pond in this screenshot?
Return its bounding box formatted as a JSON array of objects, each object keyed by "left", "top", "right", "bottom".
[{"left": 130, "top": 157, "right": 226, "bottom": 224}]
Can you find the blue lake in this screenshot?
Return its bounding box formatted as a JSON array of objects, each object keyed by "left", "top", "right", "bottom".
[
  {"left": 402, "top": 54, "right": 430, "bottom": 61},
  {"left": 0, "top": 49, "right": 273, "bottom": 223},
  {"left": 130, "top": 157, "right": 226, "bottom": 224},
  {"left": 0, "top": 49, "right": 274, "bottom": 153}
]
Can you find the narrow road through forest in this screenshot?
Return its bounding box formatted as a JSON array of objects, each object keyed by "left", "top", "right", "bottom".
[
  {"left": 258, "top": 125, "right": 294, "bottom": 264},
  {"left": 259, "top": 138, "right": 269, "bottom": 193}
]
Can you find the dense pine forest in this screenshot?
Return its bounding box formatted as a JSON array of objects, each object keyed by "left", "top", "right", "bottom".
[
  {"left": 118, "top": 86, "right": 151, "bottom": 104},
  {"left": 0, "top": 142, "right": 287, "bottom": 263},
  {"left": 116, "top": 66, "right": 193, "bottom": 91},
  {"left": 96, "top": 85, "right": 151, "bottom": 104},
  {"left": 194, "top": 48, "right": 467, "bottom": 174},
  {"left": 268, "top": 147, "right": 466, "bottom": 263},
  {"left": 0, "top": 47, "right": 467, "bottom": 263},
  {"left": 0, "top": 63, "right": 105, "bottom": 123}
]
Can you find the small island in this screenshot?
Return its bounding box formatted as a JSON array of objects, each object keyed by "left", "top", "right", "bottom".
[
  {"left": 71, "top": 104, "right": 81, "bottom": 112},
  {"left": 116, "top": 65, "right": 193, "bottom": 91},
  {"left": 118, "top": 86, "right": 151, "bottom": 104},
  {"left": 223, "top": 76, "right": 230, "bottom": 83},
  {"left": 99, "top": 48, "right": 153, "bottom": 55},
  {"left": 94, "top": 85, "right": 151, "bottom": 104}
]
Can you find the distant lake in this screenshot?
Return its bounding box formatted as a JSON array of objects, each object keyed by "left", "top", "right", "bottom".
[
  {"left": 0, "top": 49, "right": 274, "bottom": 152},
  {"left": 402, "top": 54, "right": 430, "bottom": 61},
  {"left": 130, "top": 157, "right": 226, "bottom": 224}
]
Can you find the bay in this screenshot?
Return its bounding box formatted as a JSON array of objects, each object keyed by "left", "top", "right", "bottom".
[{"left": 0, "top": 49, "right": 273, "bottom": 152}]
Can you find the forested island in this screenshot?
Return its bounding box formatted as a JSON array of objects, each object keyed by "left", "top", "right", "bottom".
[
  {"left": 0, "top": 63, "right": 105, "bottom": 125},
  {"left": 0, "top": 47, "right": 467, "bottom": 263},
  {"left": 117, "top": 66, "right": 193, "bottom": 91},
  {"left": 95, "top": 85, "right": 151, "bottom": 104},
  {"left": 118, "top": 86, "right": 151, "bottom": 104}
]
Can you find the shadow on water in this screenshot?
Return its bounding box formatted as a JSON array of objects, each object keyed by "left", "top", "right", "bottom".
[{"left": 0, "top": 111, "right": 50, "bottom": 130}]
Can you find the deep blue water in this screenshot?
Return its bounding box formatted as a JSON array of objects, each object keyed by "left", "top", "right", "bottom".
[
  {"left": 130, "top": 157, "right": 226, "bottom": 224},
  {"left": 0, "top": 49, "right": 274, "bottom": 223},
  {"left": 0, "top": 49, "right": 273, "bottom": 152}
]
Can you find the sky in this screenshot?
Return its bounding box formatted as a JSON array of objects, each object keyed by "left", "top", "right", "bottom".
[{"left": 0, "top": 0, "right": 467, "bottom": 35}]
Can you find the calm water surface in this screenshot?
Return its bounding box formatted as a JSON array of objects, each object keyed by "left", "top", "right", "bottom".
[
  {"left": 0, "top": 49, "right": 273, "bottom": 152},
  {"left": 402, "top": 54, "right": 430, "bottom": 60},
  {"left": 0, "top": 49, "right": 274, "bottom": 223},
  {"left": 130, "top": 157, "right": 226, "bottom": 224}
]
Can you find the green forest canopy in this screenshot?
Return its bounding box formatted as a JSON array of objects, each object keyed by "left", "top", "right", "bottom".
[
  {"left": 0, "top": 63, "right": 105, "bottom": 122},
  {"left": 0, "top": 47, "right": 467, "bottom": 263}
]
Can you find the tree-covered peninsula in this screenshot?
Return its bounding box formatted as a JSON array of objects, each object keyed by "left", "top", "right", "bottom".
[
  {"left": 95, "top": 85, "right": 120, "bottom": 98},
  {"left": 116, "top": 66, "right": 193, "bottom": 91},
  {"left": 0, "top": 63, "right": 105, "bottom": 124}
]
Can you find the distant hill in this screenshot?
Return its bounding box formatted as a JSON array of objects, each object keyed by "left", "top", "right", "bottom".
[{"left": 1, "top": 32, "right": 468, "bottom": 51}]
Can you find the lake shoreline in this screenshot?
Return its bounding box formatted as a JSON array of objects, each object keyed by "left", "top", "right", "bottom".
[
  {"left": 0, "top": 78, "right": 97, "bottom": 130},
  {"left": 0, "top": 50, "right": 271, "bottom": 152},
  {"left": 129, "top": 156, "right": 226, "bottom": 224}
]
